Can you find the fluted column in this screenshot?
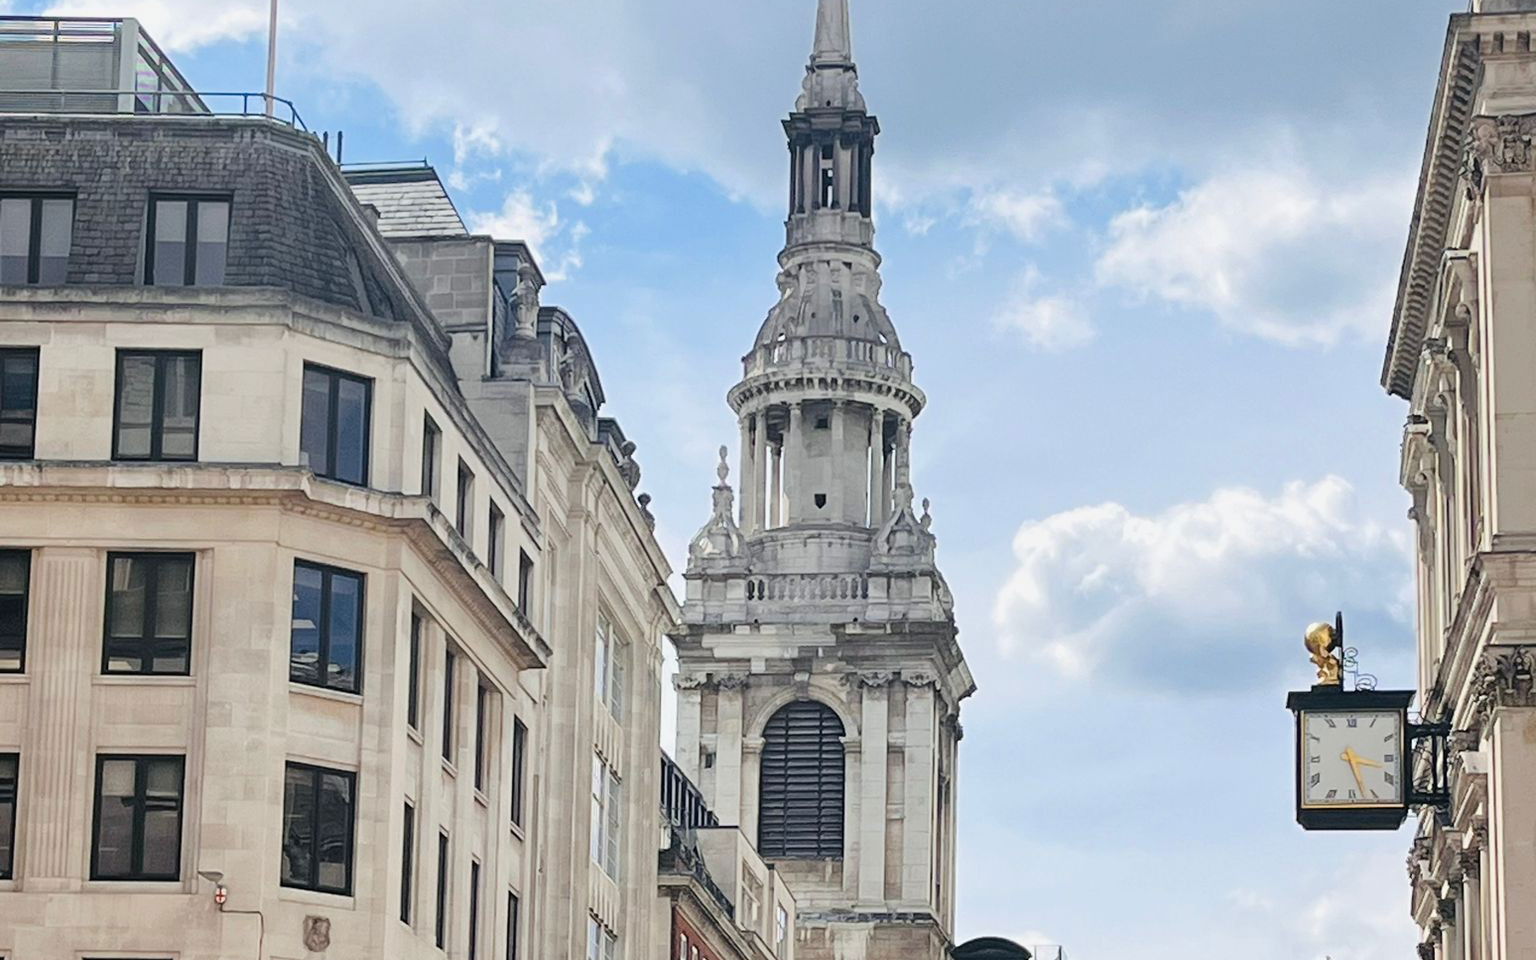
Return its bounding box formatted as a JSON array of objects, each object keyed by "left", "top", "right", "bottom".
[
  {"left": 786, "top": 402, "right": 804, "bottom": 523},
  {"left": 23, "top": 548, "right": 98, "bottom": 889},
  {"left": 770, "top": 442, "right": 783, "bottom": 528},
  {"left": 753, "top": 410, "right": 770, "bottom": 532},
  {"left": 740, "top": 417, "right": 756, "bottom": 530},
  {"left": 830, "top": 400, "right": 847, "bottom": 521}
]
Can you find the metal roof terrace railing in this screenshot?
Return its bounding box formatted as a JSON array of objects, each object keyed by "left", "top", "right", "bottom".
[{"left": 0, "top": 88, "right": 309, "bottom": 129}]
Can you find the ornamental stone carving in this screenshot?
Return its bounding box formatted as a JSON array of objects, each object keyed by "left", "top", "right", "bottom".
[
  {"left": 1469, "top": 646, "right": 1536, "bottom": 731},
  {"left": 1439, "top": 898, "right": 1458, "bottom": 924},
  {"left": 856, "top": 671, "right": 895, "bottom": 689},
  {"left": 1468, "top": 113, "right": 1536, "bottom": 186},
  {"left": 673, "top": 673, "right": 709, "bottom": 692},
  {"left": 902, "top": 671, "right": 938, "bottom": 689},
  {"left": 715, "top": 673, "right": 750, "bottom": 691},
  {"left": 303, "top": 916, "right": 332, "bottom": 953}
]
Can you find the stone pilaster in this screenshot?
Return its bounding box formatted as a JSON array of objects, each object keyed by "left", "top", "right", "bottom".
[
  {"left": 714, "top": 674, "right": 748, "bottom": 825},
  {"left": 901, "top": 674, "right": 937, "bottom": 905},
  {"left": 857, "top": 673, "right": 891, "bottom": 905}
]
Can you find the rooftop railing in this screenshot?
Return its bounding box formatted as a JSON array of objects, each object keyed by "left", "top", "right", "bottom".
[{"left": 0, "top": 89, "right": 308, "bottom": 129}]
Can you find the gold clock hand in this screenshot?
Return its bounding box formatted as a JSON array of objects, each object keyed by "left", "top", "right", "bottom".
[{"left": 1341, "top": 749, "right": 1368, "bottom": 797}]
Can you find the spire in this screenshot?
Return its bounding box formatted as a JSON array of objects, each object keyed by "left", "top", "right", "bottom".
[
  {"left": 812, "top": 0, "right": 853, "bottom": 66},
  {"left": 797, "top": 0, "right": 864, "bottom": 112}
]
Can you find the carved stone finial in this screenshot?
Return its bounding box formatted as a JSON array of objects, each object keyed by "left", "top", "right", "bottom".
[
  {"left": 920, "top": 497, "right": 932, "bottom": 531},
  {"left": 637, "top": 493, "right": 656, "bottom": 529},
  {"left": 717, "top": 445, "right": 730, "bottom": 484},
  {"left": 689, "top": 445, "right": 743, "bottom": 563}
]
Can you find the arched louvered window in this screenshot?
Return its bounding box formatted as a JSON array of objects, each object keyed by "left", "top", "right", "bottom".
[{"left": 758, "top": 700, "right": 845, "bottom": 860}]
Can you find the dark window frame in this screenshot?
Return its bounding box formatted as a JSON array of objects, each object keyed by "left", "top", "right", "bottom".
[
  {"left": 401, "top": 799, "right": 416, "bottom": 925},
  {"left": 442, "top": 648, "right": 457, "bottom": 763},
  {"left": 144, "top": 194, "right": 231, "bottom": 286},
  {"left": 301, "top": 363, "right": 373, "bottom": 487},
  {"left": 0, "top": 550, "right": 30, "bottom": 674},
  {"left": 468, "top": 859, "right": 481, "bottom": 960},
  {"left": 89, "top": 754, "right": 185, "bottom": 881},
  {"left": 289, "top": 560, "right": 365, "bottom": 696},
  {"left": 0, "top": 752, "right": 16, "bottom": 880},
  {"left": 510, "top": 716, "right": 527, "bottom": 829},
  {"left": 280, "top": 761, "right": 357, "bottom": 896},
  {"left": 435, "top": 831, "right": 451, "bottom": 949},
  {"left": 456, "top": 460, "right": 474, "bottom": 540},
  {"left": 422, "top": 414, "right": 441, "bottom": 503},
  {"left": 111, "top": 349, "right": 202, "bottom": 462},
  {"left": 102, "top": 551, "right": 195, "bottom": 676},
  {"left": 0, "top": 347, "right": 40, "bottom": 461},
  {"left": 407, "top": 612, "right": 423, "bottom": 731},
  {"left": 473, "top": 681, "right": 490, "bottom": 793},
  {"left": 507, "top": 890, "right": 521, "bottom": 960},
  {"left": 488, "top": 502, "right": 505, "bottom": 580},
  {"left": 516, "top": 551, "right": 534, "bottom": 613},
  {"left": 0, "top": 192, "right": 75, "bottom": 285}
]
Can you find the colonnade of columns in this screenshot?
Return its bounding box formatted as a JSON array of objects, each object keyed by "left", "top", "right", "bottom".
[
  {"left": 737, "top": 399, "right": 909, "bottom": 533},
  {"left": 789, "top": 135, "right": 872, "bottom": 216}
]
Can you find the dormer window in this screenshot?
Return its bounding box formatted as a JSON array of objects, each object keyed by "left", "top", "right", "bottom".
[{"left": 147, "top": 196, "right": 229, "bottom": 286}]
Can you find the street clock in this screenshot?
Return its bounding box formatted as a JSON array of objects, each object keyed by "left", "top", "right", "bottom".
[{"left": 1284, "top": 617, "right": 1438, "bottom": 832}]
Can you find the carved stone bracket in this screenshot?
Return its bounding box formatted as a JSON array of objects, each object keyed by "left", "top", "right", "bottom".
[
  {"left": 856, "top": 671, "right": 895, "bottom": 689},
  {"left": 1469, "top": 646, "right": 1536, "bottom": 732},
  {"left": 902, "top": 671, "right": 938, "bottom": 689},
  {"left": 1467, "top": 113, "right": 1536, "bottom": 191},
  {"left": 673, "top": 673, "right": 709, "bottom": 692},
  {"left": 715, "top": 673, "right": 750, "bottom": 691}
]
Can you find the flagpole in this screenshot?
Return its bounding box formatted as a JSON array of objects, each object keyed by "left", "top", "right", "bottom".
[{"left": 264, "top": 0, "right": 278, "bottom": 117}]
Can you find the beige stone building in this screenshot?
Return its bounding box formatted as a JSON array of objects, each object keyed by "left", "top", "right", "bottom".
[
  {"left": 1386, "top": 1, "right": 1536, "bottom": 957},
  {"left": 0, "top": 15, "right": 691, "bottom": 960},
  {"left": 672, "top": 2, "right": 974, "bottom": 959}
]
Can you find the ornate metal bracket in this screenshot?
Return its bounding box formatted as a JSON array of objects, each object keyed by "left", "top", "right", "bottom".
[{"left": 1408, "top": 719, "right": 1453, "bottom": 825}]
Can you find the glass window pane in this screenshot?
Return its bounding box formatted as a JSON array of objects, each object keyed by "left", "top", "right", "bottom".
[
  {"left": 153, "top": 200, "right": 188, "bottom": 285},
  {"left": 300, "top": 369, "right": 331, "bottom": 476},
  {"left": 1, "top": 353, "right": 37, "bottom": 414},
  {"left": 115, "top": 355, "right": 157, "bottom": 459},
  {"left": 281, "top": 766, "right": 315, "bottom": 887},
  {"left": 37, "top": 199, "right": 72, "bottom": 284},
  {"left": 0, "top": 755, "right": 16, "bottom": 878},
  {"left": 0, "top": 199, "right": 29, "bottom": 284},
  {"left": 316, "top": 773, "right": 352, "bottom": 892},
  {"left": 194, "top": 201, "right": 229, "bottom": 285},
  {"left": 106, "top": 557, "right": 147, "bottom": 672},
  {"left": 140, "top": 759, "right": 182, "bottom": 877},
  {"left": 0, "top": 553, "right": 26, "bottom": 672},
  {"left": 290, "top": 564, "right": 324, "bottom": 684},
  {"left": 158, "top": 355, "right": 200, "bottom": 459},
  {"left": 326, "top": 572, "right": 361, "bottom": 692},
  {"left": 94, "top": 759, "right": 137, "bottom": 877},
  {"left": 334, "top": 376, "right": 368, "bottom": 485},
  {"left": 152, "top": 556, "right": 193, "bottom": 673}
]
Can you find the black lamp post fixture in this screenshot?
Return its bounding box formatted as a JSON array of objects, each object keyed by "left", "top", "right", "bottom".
[{"left": 952, "top": 938, "right": 1033, "bottom": 960}]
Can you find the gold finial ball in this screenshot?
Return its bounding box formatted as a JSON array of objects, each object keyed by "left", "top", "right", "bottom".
[{"left": 1304, "top": 622, "right": 1335, "bottom": 654}]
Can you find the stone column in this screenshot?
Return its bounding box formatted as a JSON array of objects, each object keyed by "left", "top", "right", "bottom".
[
  {"left": 741, "top": 735, "right": 765, "bottom": 847},
  {"left": 901, "top": 676, "right": 937, "bottom": 905},
  {"left": 715, "top": 675, "right": 748, "bottom": 826},
  {"left": 857, "top": 674, "right": 891, "bottom": 905},
  {"left": 1489, "top": 708, "right": 1536, "bottom": 957},
  {"left": 754, "top": 410, "right": 770, "bottom": 532},
  {"left": 770, "top": 442, "right": 783, "bottom": 529},
  {"left": 23, "top": 548, "right": 99, "bottom": 890},
  {"left": 789, "top": 144, "right": 798, "bottom": 215},
  {"left": 880, "top": 429, "right": 894, "bottom": 521},
  {"left": 869, "top": 411, "right": 884, "bottom": 526},
  {"left": 896, "top": 418, "right": 913, "bottom": 489},
  {"left": 830, "top": 401, "right": 847, "bottom": 521},
  {"left": 740, "top": 416, "right": 756, "bottom": 531},
  {"left": 674, "top": 676, "right": 705, "bottom": 781},
  {"left": 786, "top": 402, "right": 804, "bottom": 524}
]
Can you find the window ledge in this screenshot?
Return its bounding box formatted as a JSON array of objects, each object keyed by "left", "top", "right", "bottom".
[
  {"left": 473, "top": 789, "right": 490, "bottom": 809},
  {"left": 0, "top": 674, "right": 29, "bottom": 685},
  {"left": 289, "top": 682, "right": 364, "bottom": 707},
  {"left": 509, "top": 822, "right": 526, "bottom": 843},
  {"left": 406, "top": 726, "right": 425, "bottom": 747},
  {"left": 278, "top": 885, "right": 357, "bottom": 910},
  {"left": 82, "top": 879, "right": 187, "bottom": 893},
  {"left": 441, "top": 758, "right": 459, "bottom": 778},
  {"left": 94, "top": 674, "right": 196, "bottom": 687}
]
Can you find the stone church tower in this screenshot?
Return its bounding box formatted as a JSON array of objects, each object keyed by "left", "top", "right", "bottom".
[{"left": 673, "top": 2, "right": 975, "bottom": 958}]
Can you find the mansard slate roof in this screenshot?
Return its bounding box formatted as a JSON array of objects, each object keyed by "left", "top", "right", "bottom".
[{"left": 343, "top": 164, "right": 469, "bottom": 239}]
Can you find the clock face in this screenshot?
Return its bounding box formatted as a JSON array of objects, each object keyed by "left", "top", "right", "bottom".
[{"left": 1300, "top": 710, "right": 1405, "bottom": 808}]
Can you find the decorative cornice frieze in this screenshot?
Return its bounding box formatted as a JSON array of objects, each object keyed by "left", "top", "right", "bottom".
[{"left": 1469, "top": 646, "right": 1536, "bottom": 732}]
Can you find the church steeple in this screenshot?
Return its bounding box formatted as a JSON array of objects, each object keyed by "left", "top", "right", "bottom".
[{"left": 812, "top": 0, "right": 853, "bottom": 66}]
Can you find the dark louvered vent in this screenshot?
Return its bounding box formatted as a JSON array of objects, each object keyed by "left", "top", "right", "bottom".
[{"left": 758, "top": 700, "right": 845, "bottom": 860}]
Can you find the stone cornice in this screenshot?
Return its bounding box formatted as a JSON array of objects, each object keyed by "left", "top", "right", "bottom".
[{"left": 0, "top": 461, "right": 550, "bottom": 668}]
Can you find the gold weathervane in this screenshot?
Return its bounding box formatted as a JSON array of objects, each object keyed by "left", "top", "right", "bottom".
[{"left": 1305, "top": 620, "right": 1342, "bottom": 686}]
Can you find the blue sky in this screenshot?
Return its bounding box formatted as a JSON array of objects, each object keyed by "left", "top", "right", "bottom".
[{"left": 14, "top": 0, "right": 1464, "bottom": 955}]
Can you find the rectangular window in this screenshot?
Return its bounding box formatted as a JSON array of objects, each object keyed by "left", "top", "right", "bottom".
[
  {"left": 280, "top": 762, "right": 355, "bottom": 895},
  {"left": 0, "top": 753, "right": 16, "bottom": 880},
  {"left": 468, "top": 860, "right": 481, "bottom": 960},
  {"left": 0, "top": 551, "right": 29, "bottom": 673},
  {"left": 587, "top": 918, "right": 618, "bottom": 960},
  {"left": 91, "top": 754, "right": 184, "bottom": 880},
  {"left": 776, "top": 906, "right": 789, "bottom": 958},
  {"left": 422, "top": 414, "right": 441, "bottom": 503},
  {"left": 473, "top": 681, "right": 489, "bottom": 793},
  {"left": 442, "top": 648, "right": 457, "bottom": 762},
  {"left": 517, "top": 551, "right": 534, "bottom": 613},
  {"left": 435, "top": 831, "right": 451, "bottom": 949},
  {"left": 0, "top": 347, "right": 39, "bottom": 460},
  {"left": 407, "top": 612, "right": 423, "bottom": 731},
  {"left": 0, "top": 194, "right": 73, "bottom": 285},
  {"left": 488, "top": 503, "right": 505, "bottom": 580},
  {"left": 103, "top": 552, "right": 194, "bottom": 675},
  {"left": 401, "top": 800, "right": 416, "bottom": 925},
  {"left": 146, "top": 196, "right": 229, "bottom": 286},
  {"left": 507, "top": 891, "right": 521, "bottom": 960},
  {"left": 113, "top": 350, "right": 201, "bottom": 461},
  {"left": 456, "top": 461, "right": 475, "bottom": 541},
  {"left": 510, "top": 717, "right": 527, "bottom": 829},
  {"left": 289, "top": 560, "right": 364, "bottom": 694},
  {"left": 589, "top": 755, "right": 621, "bottom": 881},
  {"left": 594, "top": 617, "right": 627, "bottom": 721},
  {"left": 743, "top": 865, "right": 764, "bottom": 929},
  {"left": 300, "top": 364, "right": 372, "bottom": 486}
]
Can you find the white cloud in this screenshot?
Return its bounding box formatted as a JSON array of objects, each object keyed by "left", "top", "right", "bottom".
[
  {"left": 993, "top": 476, "right": 1410, "bottom": 692},
  {"left": 991, "top": 267, "right": 1094, "bottom": 351},
  {"left": 46, "top": 0, "right": 267, "bottom": 49},
  {"left": 1228, "top": 847, "right": 1413, "bottom": 960},
  {"left": 467, "top": 190, "right": 586, "bottom": 283},
  {"left": 967, "top": 188, "right": 1063, "bottom": 242},
  {"left": 1094, "top": 165, "right": 1411, "bottom": 346}
]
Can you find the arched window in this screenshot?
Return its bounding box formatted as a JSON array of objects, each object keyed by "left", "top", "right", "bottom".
[{"left": 758, "top": 700, "right": 845, "bottom": 859}]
